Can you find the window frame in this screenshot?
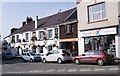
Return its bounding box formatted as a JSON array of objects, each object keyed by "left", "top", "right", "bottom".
[
  {"left": 88, "top": 2, "right": 106, "bottom": 23},
  {"left": 64, "top": 24, "right": 73, "bottom": 34},
  {"left": 38, "top": 31, "right": 44, "bottom": 40},
  {"left": 25, "top": 33, "right": 29, "bottom": 41},
  {"left": 48, "top": 29, "right": 53, "bottom": 39}
]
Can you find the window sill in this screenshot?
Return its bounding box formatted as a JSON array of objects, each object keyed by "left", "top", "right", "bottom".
[
  {"left": 88, "top": 19, "right": 108, "bottom": 24},
  {"left": 65, "top": 32, "right": 73, "bottom": 35}
]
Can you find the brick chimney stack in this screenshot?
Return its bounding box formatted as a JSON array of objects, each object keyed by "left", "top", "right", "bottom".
[
  {"left": 22, "top": 21, "right": 26, "bottom": 26},
  {"left": 26, "top": 17, "right": 33, "bottom": 24}
]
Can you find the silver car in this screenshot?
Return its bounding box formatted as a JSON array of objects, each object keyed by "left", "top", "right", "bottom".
[
  {"left": 22, "top": 52, "right": 41, "bottom": 62},
  {"left": 42, "top": 49, "right": 72, "bottom": 64}
]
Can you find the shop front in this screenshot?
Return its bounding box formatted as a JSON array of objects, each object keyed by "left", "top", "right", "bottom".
[
  {"left": 60, "top": 38, "right": 78, "bottom": 56},
  {"left": 78, "top": 26, "right": 120, "bottom": 58}
]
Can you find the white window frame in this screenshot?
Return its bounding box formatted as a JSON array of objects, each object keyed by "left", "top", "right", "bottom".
[
  {"left": 48, "top": 29, "right": 53, "bottom": 39},
  {"left": 88, "top": 2, "right": 106, "bottom": 22},
  {"left": 38, "top": 31, "right": 43, "bottom": 40},
  {"left": 25, "top": 33, "right": 29, "bottom": 41}
]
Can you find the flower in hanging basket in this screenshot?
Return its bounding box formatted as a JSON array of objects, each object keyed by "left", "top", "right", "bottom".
[
  {"left": 22, "top": 39, "right": 26, "bottom": 42},
  {"left": 52, "top": 44, "right": 56, "bottom": 47},
  {"left": 42, "top": 44, "right": 45, "bottom": 47},
  {"left": 54, "top": 34, "right": 58, "bottom": 39},
  {"left": 37, "top": 44, "right": 40, "bottom": 47},
  {"left": 31, "top": 36, "right": 37, "bottom": 41},
  {"left": 33, "top": 45, "right": 37, "bottom": 49}
]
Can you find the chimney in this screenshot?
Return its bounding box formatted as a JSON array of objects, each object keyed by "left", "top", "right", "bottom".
[
  {"left": 26, "top": 17, "right": 33, "bottom": 24},
  {"left": 35, "top": 16, "right": 38, "bottom": 28},
  {"left": 11, "top": 28, "right": 19, "bottom": 34},
  {"left": 76, "top": 0, "right": 81, "bottom": 4},
  {"left": 22, "top": 21, "right": 26, "bottom": 26}
]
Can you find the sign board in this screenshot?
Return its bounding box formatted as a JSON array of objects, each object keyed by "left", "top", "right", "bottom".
[{"left": 80, "top": 27, "right": 117, "bottom": 37}]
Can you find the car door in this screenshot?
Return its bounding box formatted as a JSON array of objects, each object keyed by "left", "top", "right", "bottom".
[
  {"left": 80, "top": 51, "right": 93, "bottom": 63},
  {"left": 24, "top": 53, "right": 30, "bottom": 61},
  {"left": 45, "top": 50, "right": 54, "bottom": 62},
  {"left": 52, "top": 50, "right": 59, "bottom": 61}
]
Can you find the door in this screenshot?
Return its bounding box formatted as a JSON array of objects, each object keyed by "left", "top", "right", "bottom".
[
  {"left": 24, "top": 53, "right": 30, "bottom": 61},
  {"left": 45, "top": 50, "right": 54, "bottom": 62},
  {"left": 80, "top": 51, "right": 93, "bottom": 63}
]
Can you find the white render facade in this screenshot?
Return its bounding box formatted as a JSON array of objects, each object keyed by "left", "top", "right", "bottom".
[{"left": 77, "top": 0, "right": 120, "bottom": 58}]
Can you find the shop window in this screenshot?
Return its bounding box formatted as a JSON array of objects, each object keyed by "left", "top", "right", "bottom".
[
  {"left": 88, "top": 2, "right": 106, "bottom": 22},
  {"left": 84, "top": 36, "right": 116, "bottom": 56}
]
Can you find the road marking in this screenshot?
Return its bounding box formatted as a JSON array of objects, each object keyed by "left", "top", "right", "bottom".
[
  {"left": 67, "top": 69, "right": 77, "bottom": 72},
  {"left": 109, "top": 68, "right": 119, "bottom": 71},
  {"left": 94, "top": 68, "right": 105, "bottom": 71},
  {"left": 80, "top": 68, "right": 91, "bottom": 72}
]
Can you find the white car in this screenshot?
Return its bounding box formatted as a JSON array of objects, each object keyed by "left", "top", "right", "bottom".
[
  {"left": 42, "top": 49, "right": 72, "bottom": 64},
  {"left": 22, "top": 52, "right": 41, "bottom": 62}
]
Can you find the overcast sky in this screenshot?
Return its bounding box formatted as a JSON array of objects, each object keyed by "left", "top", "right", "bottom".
[{"left": 1, "top": 0, "right": 76, "bottom": 39}]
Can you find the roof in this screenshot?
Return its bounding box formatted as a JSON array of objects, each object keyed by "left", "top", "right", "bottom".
[
  {"left": 8, "top": 7, "right": 77, "bottom": 36},
  {"left": 10, "top": 21, "right": 35, "bottom": 35},
  {"left": 35, "top": 7, "right": 77, "bottom": 30}
]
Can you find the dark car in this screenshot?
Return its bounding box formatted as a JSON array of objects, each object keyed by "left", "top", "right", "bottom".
[
  {"left": 2, "top": 52, "right": 14, "bottom": 60},
  {"left": 72, "top": 50, "right": 115, "bottom": 66}
]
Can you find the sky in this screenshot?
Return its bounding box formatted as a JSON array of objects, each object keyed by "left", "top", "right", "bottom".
[{"left": 1, "top": 0, "right": 76, "bottom": 39}]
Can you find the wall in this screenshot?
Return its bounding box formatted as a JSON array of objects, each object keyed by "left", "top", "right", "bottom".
[
  {"left": 60, "top": 23, "right": 77, "bottom": 39},
  {"left": 77, "top": 0, "right": 119, "bottom": 31}
]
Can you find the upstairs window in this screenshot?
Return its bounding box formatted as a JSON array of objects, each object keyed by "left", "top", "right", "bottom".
[
  {"left": 64, "top": 25, "right": 73, "bottom": 34},
  {"left": 55, "top": 28, "right": 58, "bottom": 35},
  {"left": 88, "top": 2, "right": 106, "bottom": 22},
  {"left": 48, "top": 30, "right": 53, "bottom": 39},
  {"left": 25, "top": 33, "right": 29, "bottom": 41},
  {"left": 16, "top": 35, "right": 19, "bottom": 42},
  {"left": 38, "top": 31, "right": 44, "bottom": 40}
]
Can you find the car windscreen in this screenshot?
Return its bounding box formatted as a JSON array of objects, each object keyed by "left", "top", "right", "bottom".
[
  {"left": 62, "top": 50, "right": 71, "bottom": 56},
  {"left": 30, "top": 52, "right": 36, "bottom": 56}
]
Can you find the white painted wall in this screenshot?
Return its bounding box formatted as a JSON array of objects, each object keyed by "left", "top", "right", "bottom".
[{"left": 77, "top": 0, "right": 119, "bottom": 31}]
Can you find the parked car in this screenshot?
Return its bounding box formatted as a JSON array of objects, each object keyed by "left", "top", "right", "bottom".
[
  {"left": 42, "top": 49, "right": 72, "bottom": 64},
  {"left": 72, "top": 50, "right": 115, "bottom": 66},
  {"left": 22, "top": 52, "right": 41, "bottom": 62},
  {"left": 2, "top": 52, "right": 14, "bottom": 60}
]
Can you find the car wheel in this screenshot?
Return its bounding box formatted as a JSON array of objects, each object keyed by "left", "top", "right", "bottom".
[
  {"left": 75, "top": 59, "right": 80, "bottom": 65},
  {"left": 97, "top": 59, "right": 104, "bottom": 66},
  {"left": 57, "top": 58, "right": 62, "bottom": 64},
  {"left": 43, "top": 58, "right": 47, "bottom": 63},
  {"left": 30, "top": 58, "right": 33, "bottom": 62},
  {"left": 22, "top": 59, "right": 25, "bottom": 62}
]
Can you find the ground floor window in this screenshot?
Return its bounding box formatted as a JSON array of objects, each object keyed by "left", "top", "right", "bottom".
[
  {"left": 48, "top": 46, "right": 52, "bottom": 51},
  {"left": 84, "top": 35, "right": 115, "bottom": 56},
  {"left": 61, "top": 42, "right": 78, "bottom": 56},
  {"left": 39, "top": 46, "right": 43, "bottom": 53}
]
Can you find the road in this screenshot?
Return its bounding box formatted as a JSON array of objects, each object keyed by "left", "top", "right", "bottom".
[{"left": 2, "top": 58, "right": 120, "bottom": 74}]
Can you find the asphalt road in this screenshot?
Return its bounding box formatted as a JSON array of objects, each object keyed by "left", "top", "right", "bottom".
[{"left": 2, "top": 58, "right": 120, "bottom": 74}]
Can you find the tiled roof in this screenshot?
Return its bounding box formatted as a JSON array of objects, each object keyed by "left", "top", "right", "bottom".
[{"left": 10, "top": 7, "right": 77, "bottom": 35}]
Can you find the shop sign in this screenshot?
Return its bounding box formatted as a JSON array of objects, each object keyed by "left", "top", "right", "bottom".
[{"left": 80, "top": 27, "right": 117, "bottom": 37}]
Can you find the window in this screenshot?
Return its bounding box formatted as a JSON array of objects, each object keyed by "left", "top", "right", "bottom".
[
  {"left": 25, "top": 33, "right": 29, "bottom": 41},
  {"left": 38, "top": 31, "right": 43, "bottom": 40},
  {"left": 16, "top": 35, "right": 19, "bottom": 42},
  {"left": 48, "top": 46, "right": 52, "bottom": 51},
  {"left": 64, "top": 25, "right": 73, "bottom": 34},
  {"left": 55, "top": 28, "right": 58, "bottom": 35},
  {"left": 88, "top": 2, "right": 106, "bottom": 22},
  {"left": 39, "top": 46, "right": 43, "bottom": 53},
  {"left": 48, "top": 30, "right": 53, "bottom": 38},
  {"left": 11, "top": 36, "right": 15, "bottom": 43}
]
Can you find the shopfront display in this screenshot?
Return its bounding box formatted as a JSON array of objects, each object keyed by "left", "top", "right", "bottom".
[{"left": 79, "top": 27, "right": 118, "bottom": 57}]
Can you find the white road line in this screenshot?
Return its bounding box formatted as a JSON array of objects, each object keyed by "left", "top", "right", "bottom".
[
  {"left": 109, "top": 68, "right": 119, "bottom": 71},
  {"left": 80, "top": 68, "right": 91, "bottom": 72},
  {"left": 94, "top": 68, "right": 105, "bottom": 71}
]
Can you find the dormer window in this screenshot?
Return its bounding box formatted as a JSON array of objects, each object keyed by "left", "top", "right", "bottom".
[{"left": 88, "top": 2, "right": 106, "bottom": 22}]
